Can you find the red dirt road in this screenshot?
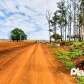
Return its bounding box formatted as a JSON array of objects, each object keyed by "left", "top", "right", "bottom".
[{"left": 0, "top": 43, "right": 76, "bottom": 84}]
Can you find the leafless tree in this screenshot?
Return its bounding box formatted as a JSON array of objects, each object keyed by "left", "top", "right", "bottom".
[{"left": 46, "top": 10, "right": 52, "bottom": 43}]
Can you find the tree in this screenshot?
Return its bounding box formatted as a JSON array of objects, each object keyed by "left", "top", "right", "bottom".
[
  {"left": 49, "top": 0, "right": 84, "bottom": 42},
  {"left": 46, "top": 10, "right": 52, "bottom": 43},
  {"left": 79, "top": 0, "right": 84, "bottom": 41},
  {"left": 71, "top": 0, "right": 80, "bottom": 41},
  {"left": 52, "top": 12, "right": 59, "bottom": 34},
  {"left": 67, "top": 0, "right": 72, "bottom": 41},
  {"left": 10, "top": 28, "right": 27, "bottom": 41},
  {"left": 51, "top": 33, "right": 62, "bottom": 42},
  {"left": 57, "top": 0, "right": 67, "bottom": 41},
  {"left": 50, "top": 0, "right": 67, "bottom": 42}
]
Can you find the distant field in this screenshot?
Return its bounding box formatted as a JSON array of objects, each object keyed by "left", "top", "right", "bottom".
[{"left": 0, "top": 40, "right": 34, "bottom": 51}]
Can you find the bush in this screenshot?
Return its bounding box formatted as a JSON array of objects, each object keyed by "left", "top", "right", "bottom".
[
  {"left": 72, "top": 42, "right": 84, "bottom": 49},
  {"left": 51, "top": 33, "right": 62, "bottom": 42},
  {"left": 60, "top": 41, "right": 66, "bottom": 46},
  {"left": 60, "top": 41, "right": 73, "bottom": 46}
]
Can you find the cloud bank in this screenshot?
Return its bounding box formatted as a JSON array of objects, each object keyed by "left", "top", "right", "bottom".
[{"left": 0, "top": 0, "right": 58, "bottom": 40}]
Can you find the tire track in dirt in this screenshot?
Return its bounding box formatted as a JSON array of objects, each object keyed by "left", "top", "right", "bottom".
[
  {"left": 0, "top": 43, "right": 77, "bottom": 84},
  {"left": 10, "top": 43, "right": 77, "bottom": 84},
  {"left": 0, "top": 43, "right": 34, "bottom": 70},
  {"left": 0, "top": 43, "right": 37, "bottom": 84},
  {"left": 41, "top": 44, "right": 77, "bottom": 84}
]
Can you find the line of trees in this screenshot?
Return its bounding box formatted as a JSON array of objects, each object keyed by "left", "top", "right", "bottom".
[{"left": 46, "top": 0, "right": 84, "bottom": 43}]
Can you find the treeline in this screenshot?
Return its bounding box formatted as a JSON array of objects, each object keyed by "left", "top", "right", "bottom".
[{"left": 46, "top": 0, "right": 84, "bottom": 42}]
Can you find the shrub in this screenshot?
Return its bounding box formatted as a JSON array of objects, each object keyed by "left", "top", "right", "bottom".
[
  {"left": 72, "top": 42, "right": 84, "bottom": 49},
  {"left": 60, "top": 41, "right": 73, "bottom": 46}
]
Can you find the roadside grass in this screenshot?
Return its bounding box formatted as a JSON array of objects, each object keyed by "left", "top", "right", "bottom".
[
  {"left": 77, "top": 77, "right": 84, "bottom": 84},
  {"left": 54, "top": 48, "right": 83, "bottom": 70},
  {"left": 49, "top": 42, "right": 84, "bottom": 84},
  {"left": 50, "top": 45, "right": 84, "bottom": 69}
]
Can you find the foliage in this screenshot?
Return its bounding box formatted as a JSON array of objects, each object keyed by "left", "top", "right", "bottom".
[
  {"left": 50, "top": 0, "right": 67, "bottom": 42},
  {"left": 79, "top": 14, "right": 84, "bottom": 27},
  {"left": 64, "top": 61, "right": 75, "bottom": 70},
  {"left": 55, "top": 48, "right": 84, "bottom": 70},
  {"left": 48, "top": 0, "right": 84, "bottom": 42},
  {"left": 51, "top": 12, "right": 59, "bottom": 27},
  {"left": 60, "top": 41, "right": 73, "bottom": 46},
  {"left": 10, "top": 28, "right": 27, "bottom": 41},
  {"left": 78, "top": 77, "right": 84, "bottom": 84},
  {"left": 50, "top": 41, "right": 84, "bottom": 83},
  {"left": 51, "top": 33, "right": 62, "bottom": 41},
  {"left": 72, "top": 42, "right": 84, "bottom": 49}
]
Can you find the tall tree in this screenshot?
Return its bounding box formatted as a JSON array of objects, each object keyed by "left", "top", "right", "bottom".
[
  {"left": 67, "top": 0, "right": 72, "bottom": 41},
  {"left": 57, "top": 0, "right": 67, "bottom": 41},
  {"left": 50, "top": 11, "right": 59, "bottom": 42},
  {"left": 46, "top": 10, "right": 52, "bottom": 43},
  {"left": 74, "top": 0, "right": 84, "bottom": 41},
  {"left": 71, "top": 0, "right": 80, "bottom": 40},
  {"left": 79, "top": 0, "right": 84, "bottom": 40}
]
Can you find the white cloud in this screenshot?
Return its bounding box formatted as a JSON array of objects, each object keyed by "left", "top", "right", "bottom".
[{"left": 0, "top": 0, "right": 58, "bottom": 40}]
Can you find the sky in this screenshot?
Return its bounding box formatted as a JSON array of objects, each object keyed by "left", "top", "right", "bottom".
[{"left": 0, "top": 0, "right": 58, "bottom": 40}]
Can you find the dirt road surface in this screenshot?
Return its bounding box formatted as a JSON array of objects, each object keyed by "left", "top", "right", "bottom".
[{"left": 0, "top": 43, "right": 76, "bottom": 84}]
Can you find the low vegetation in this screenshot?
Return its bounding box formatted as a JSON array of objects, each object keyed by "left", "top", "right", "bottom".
[
  {"left": 50, "top": 41, "right": 84, "bottom": 84},
  {"left": 57, "top": 48, "right": 84, "bottom": 69},
  {"left": 77, "top": 77, "right": 84, "bottom": 84}
]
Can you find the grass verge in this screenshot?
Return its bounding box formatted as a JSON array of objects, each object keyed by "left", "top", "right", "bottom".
[{"left": 49, "top": 43, "right": 84, "bottom": 84}]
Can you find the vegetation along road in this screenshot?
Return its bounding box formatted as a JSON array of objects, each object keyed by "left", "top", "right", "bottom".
[{"left": 0, "top": 43, "right": 76, "bottom": 84}]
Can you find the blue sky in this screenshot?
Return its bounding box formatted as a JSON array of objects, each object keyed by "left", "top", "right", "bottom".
[{"left": 0, "top": 0, "right": 58, "bottom": 40}]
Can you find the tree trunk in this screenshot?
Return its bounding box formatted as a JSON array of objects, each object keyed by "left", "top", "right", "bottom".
[
  {"left": 65, "top": 26, "right": 67, "bottom": 41},
  {"left": 60, "top": 26, "right": 63, "bottom": 41},
  {"left": 54, "top": 24, "right": 57, "bottom": 42},
  {"left": 79, "top": 26, "right": 81, "bottom": 41},
  {"left": 49, "top": 22, "right": 51, "bottom": 43}
]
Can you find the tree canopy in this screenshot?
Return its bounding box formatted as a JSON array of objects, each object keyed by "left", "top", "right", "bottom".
[
  {"left": 47, "top": 0, "right": 84, "bottom": 42},
  {"left": 10, "top": 28, "right": 27, "bottom": 41}
]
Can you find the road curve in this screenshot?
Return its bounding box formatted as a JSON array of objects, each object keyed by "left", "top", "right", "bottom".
[{"left": 0, "top": 43, "right": 76, "bottom": 84}]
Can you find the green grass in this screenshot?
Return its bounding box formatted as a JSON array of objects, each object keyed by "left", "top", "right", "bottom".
[
  {"left": 72, "top": 41, "right": 84, "bottom": 49},
  {"left": 50, "top": 42, "right": 84, "bottom": 84},
  {"left": 56, "top": 49, "right": 84, "bottom": 70},
  {"left": 77, "top": 77, "right": 84, "bottom": 84}
]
